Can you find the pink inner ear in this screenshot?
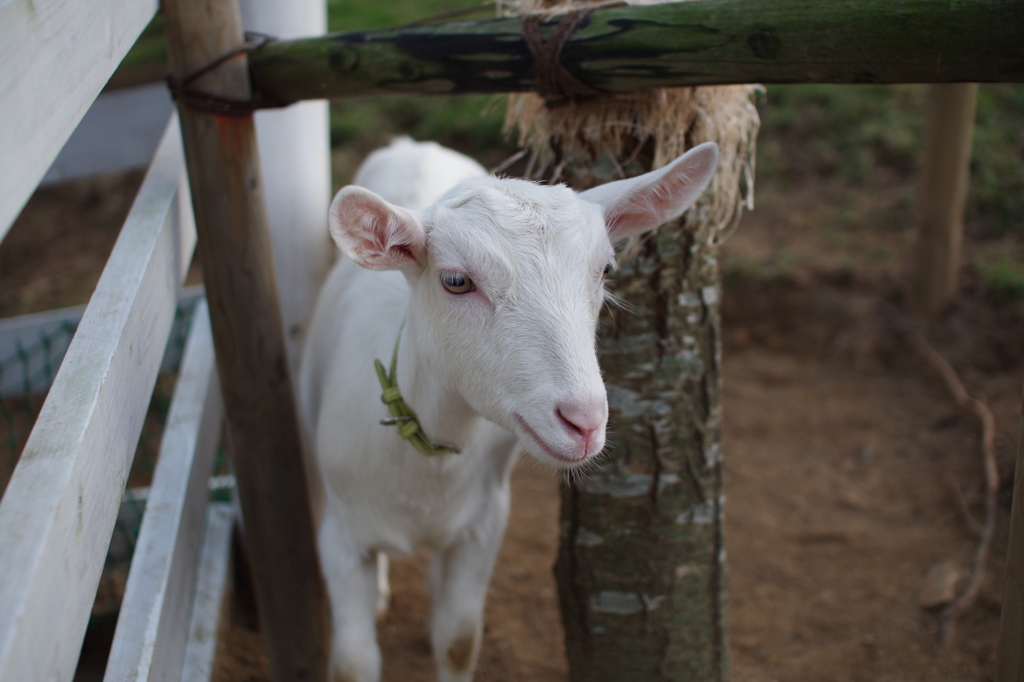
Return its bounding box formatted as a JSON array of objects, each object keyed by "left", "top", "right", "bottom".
[
  {"left": 331, "top": 189, "right": 425, "bottom": 271},
  {"left": 357, "top": 203, "right": 417, "bottom": 264},
  {"left": 606, "top": 167, "right": 695, "bottom": 238},
  {"left": 607, "top": 149, "right": 718, "bottom": 241},
  {"left": 606, "top": 197, "right": 660, "bottom": 240}
]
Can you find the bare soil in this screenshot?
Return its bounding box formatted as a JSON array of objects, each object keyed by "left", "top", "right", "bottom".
[
  {"left": 3, "top": 153, "right": 1019, "bottom": 681},
  {"left": 0, "top": 171, "right": 144, "bottom": 318}
]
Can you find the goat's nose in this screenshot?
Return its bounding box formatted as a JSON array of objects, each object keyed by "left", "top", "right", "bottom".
[{"left": 556, "top": 403, "right": 605, "bottom": 454}]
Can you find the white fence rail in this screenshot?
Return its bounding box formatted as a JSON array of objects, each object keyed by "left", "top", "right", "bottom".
[
  {"left": 104, "top": 299, "right": 224, "bottom": 682},
  {"left": 0, "top": 0, "right": 160, "bottom": 238},
  {"left": 0, "top": 115, "right": 227, "bottom": 681},
  {"left": 180, "top": 503, "right": 236, "bottom": 681}
]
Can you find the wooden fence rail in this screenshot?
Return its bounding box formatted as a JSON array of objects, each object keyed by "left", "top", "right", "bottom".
[
  {"left": 0, "top": 116, "right": 195, "bottom": 681},
  {"left": 104, "top": 299, "right": 224, "bottom": 682},
  {"left": 246, "top": 0, "right": 1024, "bottom": 104},
  {"left": 0, "top": 0, "right": 159, "bottom": 240}
]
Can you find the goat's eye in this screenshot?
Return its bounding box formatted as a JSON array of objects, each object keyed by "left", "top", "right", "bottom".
[
  {"left": 440, "top": 272, "right": 475, "bottom": 295},
  {"left": 602, "top": 263, "right": 613, "bottom": 277}
]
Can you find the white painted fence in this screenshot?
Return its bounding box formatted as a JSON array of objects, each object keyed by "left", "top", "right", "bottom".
[
  {"left": 0, "top": 112, "right": 235, "bottom": 680},
  {"left": 0, "top": 0, "right": 159, "bottom": 239},
  {"left": 0, "top": 2, "right": 238, "bottom": 680}
]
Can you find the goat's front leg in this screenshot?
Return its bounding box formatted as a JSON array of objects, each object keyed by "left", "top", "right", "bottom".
[
  {"left": 429, "top": 487, "right": 511, "bottom": 682},
  {"left": 319, "top": 511, "right": 381, "bottom": 682},
  {"left": 375, "top": 551, "right": 391, "bottom": 622}
]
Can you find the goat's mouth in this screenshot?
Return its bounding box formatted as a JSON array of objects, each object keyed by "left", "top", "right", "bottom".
[{"left": 513, "top": 413, "right": 591, "bottom": 466}]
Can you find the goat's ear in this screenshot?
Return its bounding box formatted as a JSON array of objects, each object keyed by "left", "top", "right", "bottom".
[
  {"left": 329, "top": 186, "right": 426, "bottom": 271},
  {"left": 580, "top": 142, "right": 719, "bottom": 243}
]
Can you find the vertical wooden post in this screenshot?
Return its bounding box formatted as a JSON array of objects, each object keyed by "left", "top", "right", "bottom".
[
  {"left": 995, "top": 380, "right": 1024, "bottom": 682},
  {"left": 161, "top": 1, "right": 329, "bottom": 680},
  {"left": 555, "top": 207, "right": 731, "bottom": 681},
  {"left": 910, "top": 83, "right": 978, "bottom": 317},
  {"left": 504, "top": 84, "right": 757, "bottom": 682}
]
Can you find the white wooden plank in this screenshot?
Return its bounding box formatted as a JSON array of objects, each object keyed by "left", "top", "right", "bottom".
[
  {"left": 105, "top": 300, "right": 223, "bottom": 682},
  {"left": 0, "top": 115, "right": 196, "bottom": 682},
  {"left": 42, "top": 83, "right": 175, "bottom": 185},
  {"left": 0, "top": 286, "right": 207, "bottom": 398},
  {"left": 180, "top": 504, "right": 236, "bottom": 682},
  {"left": 0, "top": 0, "right": 160, "bottom": 239}
]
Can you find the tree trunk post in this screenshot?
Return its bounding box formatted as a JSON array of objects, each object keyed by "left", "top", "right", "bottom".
[
  {"left": 556, "top": 207, "right": 731, "bottom": 680},
  {"left": 910, "top": 83, "right": 978, "bottom": 317},
  {"left": 503, "top": 16, "right": 757, "bottom": 666},
  {"left": 161, "top": 0, "right": 329, "bottom": 680}
]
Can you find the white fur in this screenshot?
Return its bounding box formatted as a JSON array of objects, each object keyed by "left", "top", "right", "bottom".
[{"left": 299, "top": 137, "right": 719, "bottom": 682}]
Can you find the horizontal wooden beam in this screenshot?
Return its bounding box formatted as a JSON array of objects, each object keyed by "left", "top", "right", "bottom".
[{"left": 247, "top": 0, "right": 1024, "bottom": 103}]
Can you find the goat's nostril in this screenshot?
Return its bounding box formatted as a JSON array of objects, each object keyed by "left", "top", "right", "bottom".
[
  {"left": 557, "top": 408, "right": 584, "bottom": 436},
  {"left": 556, "top": 407, "right": 603, "bottom": 453}
]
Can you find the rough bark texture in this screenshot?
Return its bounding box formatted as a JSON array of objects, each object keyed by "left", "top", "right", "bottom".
[{"left": 553, "top": 143, "right": 729, "bottom": 682}]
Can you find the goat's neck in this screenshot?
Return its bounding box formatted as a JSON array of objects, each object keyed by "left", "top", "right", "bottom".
[{"left": 394, "top": 317, "right": 481, "bottom": 452}]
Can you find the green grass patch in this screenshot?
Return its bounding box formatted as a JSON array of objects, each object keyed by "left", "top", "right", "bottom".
[
  {"left": 119, "top": 15, "right": 167, "bottom": 71},
  {"left": 330, "top": 94, "right": 507, "bottom": 155},
  {"left": 757, "top": 83, "right": 1024, "bottom": 241},
  {"left": 977, "top": 255, "right": 1024, "bottom": 301},
  {"left": 756, "top": 84, "right": 924, "bottom": 186},
  {"left": 968, "top": 85, "right": 1024, "bottom": 237}
]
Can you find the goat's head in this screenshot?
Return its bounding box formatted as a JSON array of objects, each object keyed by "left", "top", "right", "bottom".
[{"left": 328, "top": 142, "right": 719, "bottom": 469}]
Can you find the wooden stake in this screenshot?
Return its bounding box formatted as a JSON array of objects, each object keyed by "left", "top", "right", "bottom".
[
  {"left": 910, "top": 83, "right": 978, "bottom": 317},
  {"left": 160, "top": 0, "right": 329, "bottom": 680}
]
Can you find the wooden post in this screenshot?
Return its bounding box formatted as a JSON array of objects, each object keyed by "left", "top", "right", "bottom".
[
  {"left": 504, "top": 84, "right": 756, "bottom": 682},
  {"left": 910, "top": 83, "right": 978, "bottom": 317},
  {"left": 556, "top": 212, "right": 731, "bottom": 681},
  {"left": 161, "top": 0, "right": 329, "bottom": 680},
  {"left": 995, "top": 380, "right": 1024, "bottom": 681}
]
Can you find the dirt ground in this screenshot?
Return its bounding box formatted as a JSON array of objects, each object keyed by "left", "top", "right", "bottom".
[{"left": 3, "top": 147, "right": 1020, "bottom": 681}]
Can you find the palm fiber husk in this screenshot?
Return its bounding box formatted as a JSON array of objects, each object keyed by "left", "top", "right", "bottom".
[{"left": 502, "top": 0, "right": 760, "bottom": 249}]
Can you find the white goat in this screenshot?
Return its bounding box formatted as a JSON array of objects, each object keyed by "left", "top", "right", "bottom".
[{"left": 299, "top": 136, "right": 719, "bottom": 682}]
